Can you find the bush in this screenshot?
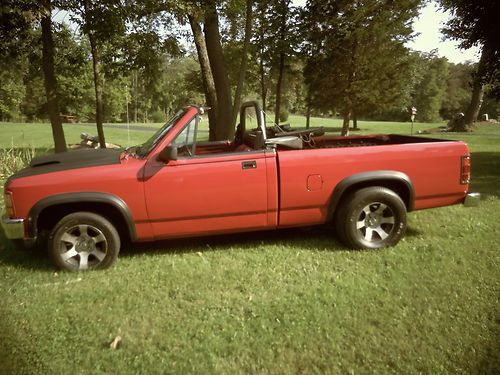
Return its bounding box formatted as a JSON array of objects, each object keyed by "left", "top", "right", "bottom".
[
  {"left": 150, "top": 110, "right": 166, "bottom": 123},
  {"left": 0, "top": 147, "right": 35, "bottom": 180},
  {"left": 279, "top": 107, "right": 289, "bottom": 123}
]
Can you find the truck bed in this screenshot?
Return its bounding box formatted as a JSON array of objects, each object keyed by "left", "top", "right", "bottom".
[{"left": 310, "top": 134, "right": 449, "bottom": 149}]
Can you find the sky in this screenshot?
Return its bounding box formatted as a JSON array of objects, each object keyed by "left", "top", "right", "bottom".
[
  {"left": 292, "top": 0, "right": 480, "bottom": 64},
  {"left": 406, "top": 1, "right": 480, "bottom": 63}
]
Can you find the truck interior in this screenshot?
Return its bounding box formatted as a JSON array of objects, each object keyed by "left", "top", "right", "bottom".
[{"left": 170, "top": 101, "right": 453, "bottom": 159}]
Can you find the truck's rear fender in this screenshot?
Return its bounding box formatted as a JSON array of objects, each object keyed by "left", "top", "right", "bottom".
[
  {"left": 28, "top": 192, "right": 137, "bottom": 242},
  {"left": 328, "top": 171, "right": 415, "bottom": 220}
]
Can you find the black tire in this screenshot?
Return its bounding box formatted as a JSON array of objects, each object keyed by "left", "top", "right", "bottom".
[
  {"left": 49, "top": 212, "right": 120, "bottom": 271},
  {"left": 335, "top": 187, "right": 407, "bottom": 249}
]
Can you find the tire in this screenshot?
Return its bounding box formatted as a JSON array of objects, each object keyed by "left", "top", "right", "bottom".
[
  {"left": 49, "top": 212, "right": 120, "bottom": 271},
  {"left": 335, "top": 187, "right": 407, "bottom": 249}
]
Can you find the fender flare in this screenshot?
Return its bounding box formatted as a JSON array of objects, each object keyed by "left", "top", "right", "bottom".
[
  {"left": 28, "top": 192, "right": 137, "bottom": 240},
  {"left": 328, "top": 171, "right": 415, "bottom": 219}
]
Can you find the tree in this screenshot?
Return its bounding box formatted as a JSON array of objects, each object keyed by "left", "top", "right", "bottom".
[
  {"left": 203, "top": 1, "right": 234, "bottom": 140},
  {"left": 188, "top": 12, "right": 218, "bottom": 139},
  {"left": 0, "top": 63, "right": 25, "bottom": 121},
  {"left": 231, "top": 0, "right": 254, "bottom": 127},
  {"left": 1, "top": 0, "right": 67, "bottom": 151},
  {"left": 61, "top": 0, "right": 131, "bottom": 146},
  {"left": 250, "top": 0, "right": 299, "bottom": 122},
  {"left": 184, "top": 1, "right": 254, "bottom": 139},
  {"left": 41, "top": 0, "right": 67, "bottom": 152},
  {"left": 303, "top": 0, "right": 422, "bottom": 136},
  {"left": 412, "top": 53, "right": 449, "bottom": 122},
  {"left": 440, "top": 62, "right": 475, "bottom": 120},
  {"left": 440, "top": 0, "right": 500, "bottom": 130},
  {"left": 273, "top": 0, "right": 292, "bottom": 126}
]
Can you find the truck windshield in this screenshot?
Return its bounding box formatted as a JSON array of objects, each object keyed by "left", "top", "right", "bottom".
[{"left": 136, "top": 109, "right": 188, "bottom": 157}]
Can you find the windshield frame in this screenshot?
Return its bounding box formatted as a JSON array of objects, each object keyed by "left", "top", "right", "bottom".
[{"left": 135, "top": 108, "right": 189, "bottom": 158}]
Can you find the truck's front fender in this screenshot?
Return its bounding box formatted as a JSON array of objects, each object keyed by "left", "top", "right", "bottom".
[{"left": 28, "top": 192, "right": 137, "bottom": 241}]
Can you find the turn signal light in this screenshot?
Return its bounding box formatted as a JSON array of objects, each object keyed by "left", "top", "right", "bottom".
[{"left": 461, "top": 155, "right": 471, "bottom": 184}]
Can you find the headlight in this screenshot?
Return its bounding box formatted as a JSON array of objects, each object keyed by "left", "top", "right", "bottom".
[{"left": 4, "top": 192, "right": 15, "bottom": 217}]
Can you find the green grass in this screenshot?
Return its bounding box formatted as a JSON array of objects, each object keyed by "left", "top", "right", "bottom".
[{"left": 0, "top": 119, "right": 499, "bottom": 373}]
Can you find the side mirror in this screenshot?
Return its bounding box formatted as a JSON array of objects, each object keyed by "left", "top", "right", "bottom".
[{"left": 158, "top": 146, "right": 178, "bottom": 163}]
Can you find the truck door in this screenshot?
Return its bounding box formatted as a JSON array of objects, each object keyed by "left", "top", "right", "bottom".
[{"left": 143, "top": 115, "right": 277, "bottom": 239}]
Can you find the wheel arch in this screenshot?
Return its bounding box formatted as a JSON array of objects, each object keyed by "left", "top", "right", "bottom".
[
  {"left": 28, "top": 192, "right": 137, "bottom": 242},
  {"left": 328, "top": 171, "right": 415, "bottom": 221}
]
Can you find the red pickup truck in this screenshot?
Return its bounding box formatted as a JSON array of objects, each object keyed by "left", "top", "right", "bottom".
[{"left": 2, "top": 101, "right": 479, "bottom": 271}]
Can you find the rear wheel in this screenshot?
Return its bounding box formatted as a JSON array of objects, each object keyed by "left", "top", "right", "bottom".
[
  {"left": 335, "top": 187, "right": 407, "bottom": 249},
  {"left": 49, "top": 212, "right": 120, "bottom": 271}
]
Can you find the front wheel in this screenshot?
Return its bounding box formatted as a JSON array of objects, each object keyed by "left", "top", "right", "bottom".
[
  {"left": 335, "top": 187, "right": 407, "bottom": 249},
  {"left": 49, "top": 212, "right": 120, "bottom": 271}
]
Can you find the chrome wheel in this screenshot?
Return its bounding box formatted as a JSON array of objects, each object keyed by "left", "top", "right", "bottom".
[
  {"left": 49, "top": 212, "right": 120, "bottom": 271},
  {"left": 57, "top": 224, "right": 108, "bottom": 270},
  {"left": 355, "top": 202, "right": 396, "bottom": 242},
  {"left": 335, "top": 187, "right": 407, "bottom": 249}
]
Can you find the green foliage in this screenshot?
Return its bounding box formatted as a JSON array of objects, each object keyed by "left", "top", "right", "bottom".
[
  {"left": 1, "top": 0, "right": 496, "bottom": 135},
  {"left": 150, "top": 109, "right": 166, "bottom": 123},
  {"left": 0, "top": 146, "right": 36, "bottom": 180},
  {"left": 439, "top": 0, "right": 499, "bottom": 97},
  {"left": 279, "top": 106, "right": 289, "bottom": 122},
  {"left": 0, "top": 67, "right": 25, "bottom": 121},
  {"left": 53, "top": 26, "right": 95, "bottom": 119},
  {"left": 412, "top": 54, "right": 449, "bottom": 122},
  {"left": 440, "top": 62, "right": 474, "bottom": 119},
  {"left": 303, "top": 0, "right": 423, "bottom": 123}
]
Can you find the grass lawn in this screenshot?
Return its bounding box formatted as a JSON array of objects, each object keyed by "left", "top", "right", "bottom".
[{"left": 0, "top": 118, "right": 499, "bottom": 373}]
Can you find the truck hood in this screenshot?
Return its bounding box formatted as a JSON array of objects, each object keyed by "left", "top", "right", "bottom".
[{"left": 8, "top": 148, "right": 122, "bottom": 181}]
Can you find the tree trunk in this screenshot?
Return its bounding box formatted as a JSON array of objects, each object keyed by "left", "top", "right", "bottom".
[
  {"left": 341, "top": 108, "right": 350, "bottom": 136},
  {"left": 341, "top": 39, "right": 357, "bottom": 137},
  {"left": 40, "top": 0, "right": 67, "bottom": 153},
  {"left": 204, "top": 3, "right": 234, "bottom": 140},
  {"left": 259, "top": 56, "right": 267, "bottom": 112},
  {"left": 232, "top": 0, "right": 254, "bottom": 127},
  {"left": 274, "top": 51, "right": 285, "bottom": 125},
  {"left": 353, "top": 110, "right": 358, "bottom": 130},
  {"left": 189, "top": 15, "right": 217, "bottom": 140},
  {"left": 274, "top": 1, "right": 287, "bottom": 126},
  {"left": 84, "top": 0, "right": 106, "bottom": 148},
  {"left": 463, "top": 42, "right": 495, "bottom": 130},
  {"left": 306, "top": 90, "right": 311, "bottom": 129},
  {"left": 306, "top": 103, "right": 311, "bottom": 129},
  {"left": 257, "top": 5, "right": 267, "bottom": 112},
  {"left": 463, "top": 82, "right": 484, "bottom": 128}
]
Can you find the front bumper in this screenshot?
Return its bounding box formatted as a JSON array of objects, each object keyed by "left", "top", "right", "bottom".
[
  {"left": 464, "top": 192, "right": 481, "bottom": 207},
  {"left": 1, "top": 214, "right": 26, "bottom": 239}
]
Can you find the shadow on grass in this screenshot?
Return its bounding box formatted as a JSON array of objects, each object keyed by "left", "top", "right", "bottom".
[
  {"left": 0, "top": 225, "right": 349, "bottom": 271},
  {"left": 405, "top": 226, "right": 424, "bottom": 237},
  {"left": 120, "top": 226, "right": 346, "bottom": 259},
  {"left": 1, "top": 220, "right": 430, "bottom": 271},
  {"left": 0, "top": 233, "right": 53, "bottom": 272},
  {"left": 470, "top": 152, "right": 500, "bottom": 197}
]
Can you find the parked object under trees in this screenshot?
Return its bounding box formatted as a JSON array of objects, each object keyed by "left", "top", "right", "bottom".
[{"left": 2, "top": 101, "right": 480, "bottom": 271}]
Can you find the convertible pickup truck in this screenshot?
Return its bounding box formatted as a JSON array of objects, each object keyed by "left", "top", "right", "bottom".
[{"left": 2, "top": 101, "right": 479, "bottom": 271}]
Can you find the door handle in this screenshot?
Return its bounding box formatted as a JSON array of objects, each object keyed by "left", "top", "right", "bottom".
[{"left": 242, "top": 160, "right": 257, "bottom": 170}]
